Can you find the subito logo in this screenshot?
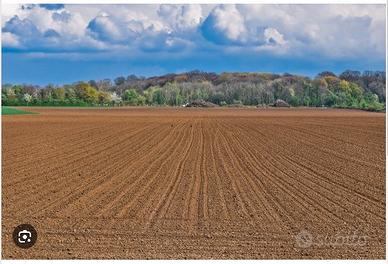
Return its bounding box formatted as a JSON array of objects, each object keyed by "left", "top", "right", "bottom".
[
  {"left": 12, "top": 224, "right": 37, "bottom": 249},
  {"left": 295, "top": 229, "right": 313, "bottom": 248}
]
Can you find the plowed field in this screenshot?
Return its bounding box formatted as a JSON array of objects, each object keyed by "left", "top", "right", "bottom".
[{"left": 2, "top": 107, "right": 385, "bottom": 259}]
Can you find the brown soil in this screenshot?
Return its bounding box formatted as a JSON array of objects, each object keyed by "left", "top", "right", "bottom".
[{"left": 2, "top": 107, "right": 385, "bottom": 259}]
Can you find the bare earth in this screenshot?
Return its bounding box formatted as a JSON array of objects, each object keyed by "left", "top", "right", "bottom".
[{"left": 2, "top": 107, "right": 385, "bottom": 259}]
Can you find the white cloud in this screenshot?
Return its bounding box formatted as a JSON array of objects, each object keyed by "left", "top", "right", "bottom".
[
  {"left": 157, "top": 4, "right": 203, "bottom": 31},
  {"left": 200, "top": 4, "right": 288, "bottom": 49},
  {"left": 87, "top": 13, "right": 128, "bottom": 43},
  {"left": 237, "top": 4, "right": 386, "bottom": 59},
  {"left": 1, "top": 4, "right": 385, "bottom": 61},
  {"left": 2, "top": 32, "right": 21, "bottom": 48},
  {"left": 201, "top": 5, "right": 247, "bottom": 45},
  {"left": 264, "top": 28, "right": 286, "bottom": 46}
]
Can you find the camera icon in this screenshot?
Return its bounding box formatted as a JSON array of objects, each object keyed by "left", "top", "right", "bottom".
[
  {"left": 13, "top": 224, "right": 37, "bottom": 249},
  {"left": 18, "top": 229, "right": 32, "bottom": 244}
]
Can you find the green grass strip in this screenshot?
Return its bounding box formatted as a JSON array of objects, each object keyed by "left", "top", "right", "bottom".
[{"left": 1, "top": 106, "right": 36, "bottom": 115}]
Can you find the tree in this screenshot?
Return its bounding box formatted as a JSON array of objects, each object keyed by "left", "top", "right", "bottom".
[
  {"left": 111, "top": 92, "right": 122, "bottom": 106},
  {"left": 2, "top": 70, "right": 385, "bottom": 109},
  {"left": 137, "top": 95, "right": 146, "bottom": 105},
  {"left": 86, "top": 87, "right": 98, "bottom": 103},
  {"left": 98, "top": 91, "right": 111, "bottom": 105},
  {"left": 114, "top": 76, "right": 126, "bottom": 86},
  {"left": 317, "top": 71, "right": 337, "bottom": 78},
  {"left": 13, "top": 85, "right": 23, "bottom": 96},
  {"left": 23, "top": 93, "right": 32, "bottom": 106},
  {"left": 152, "top": 88, "right": 166, "bottom": 105},
  {"left": 123, "top": 89, "right": 140, "bottom": 105},
  {"left": 127, "top": 75, "right": 139, "bottom": 82},
  {"left": 143, "top": 88, "right": 155, "bottom": 105},
  {"left": 89, "top": 80, "right": 98, "bottom": 89},
  {"left": 349, "top": 83, "right": 363, "bottom": 101},
  {"left": 368, "top": 81, "right": 385, "bottom": 102},
  {"left": 52, "top": 88, "right": 65, "bottom": 101},
  {"left": 164, "top": 82, "right": 183, "bottom": 106},
  {"left": 324, "top": 76, "right": 341, "bottom": 92},
  {"left": 7, "top": 89, "right": 16, "bottom": 101},
  {"left": 96, "top": 79, "right": 112, "bottom": 91},
  {"left": 339, "top": 80, "right": 351, "bottom": 94},
  {"left": 75, "top": 82, "right": 98, "bottom": 104},
  {"left": 313, "top": 78, "right": 328, "bottom": 105},
  {"left": 209, "top": 91, "right": 225, "bottom": 105},
  {"left": 64, "top": 86, "right": 77, "bottom": 103},
  {"left": 339, "top": 70, "right": 361, "bottom": 82}
]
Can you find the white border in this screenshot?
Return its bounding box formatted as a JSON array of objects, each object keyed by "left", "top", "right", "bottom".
[{"left": 1, "top": 0, "right": 387, "bottom": 4}]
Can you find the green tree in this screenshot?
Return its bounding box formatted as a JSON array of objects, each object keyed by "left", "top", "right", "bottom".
[
  {"left": 52, "top": 88, "right": 65, "bottom": 101},
  {"left": 75, "top": 82, "right": 98, "bottom": 104},
  {"left": 114, "top": 76, "right": 126, "bottom": 86},
  {"left": 144, "top": 88, "right": 155, "bottom": 105},
  {"left": 123, "top": 89, "right": 140, "bottom": 105},
  {"left": 98, "top": 91, "right": 111, "bottom": 105},
  {"left": 339, "top": 80, "right": 351, "bottom": 94},
  {"left": 23, "top": 93, "right": 32, "bottom": 106},
  {"left": 65, "top": 87, "right": 77, "bottom": 102},
  {"left": 152, "top": 88, "right": 166, "bottom": 105}
]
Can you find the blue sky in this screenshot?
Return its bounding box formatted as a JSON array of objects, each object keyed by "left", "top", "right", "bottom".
[{"left": 2, "top": 4, "right": 386, "bottom": 85}]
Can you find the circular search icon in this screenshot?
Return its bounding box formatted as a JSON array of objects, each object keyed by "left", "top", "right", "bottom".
[{"left": 12, "top": 224, "right": 37, "bottom": 249}]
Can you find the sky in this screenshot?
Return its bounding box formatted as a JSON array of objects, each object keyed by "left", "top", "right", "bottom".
[{"left": 1, "top": 4, "right": 386, "bottom": 85}]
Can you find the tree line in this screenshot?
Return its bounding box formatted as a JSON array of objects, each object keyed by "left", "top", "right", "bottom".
[{"left": 2, "top": 70, "right": 385, "bottom": 111}]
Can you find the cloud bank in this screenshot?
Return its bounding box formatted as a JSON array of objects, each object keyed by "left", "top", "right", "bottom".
[
  {"left": 1, "top": 4, "right": 386, "bottom": 84},
  {"left": 2, "top": 4, "right": 385, "bottom": 57}
]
